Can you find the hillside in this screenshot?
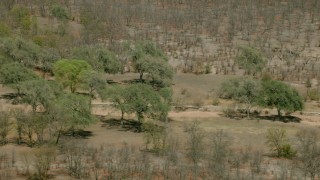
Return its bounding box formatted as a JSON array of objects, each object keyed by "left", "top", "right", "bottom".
[{"left": 0, "top": 1, "right": 320, "bottom": 180}]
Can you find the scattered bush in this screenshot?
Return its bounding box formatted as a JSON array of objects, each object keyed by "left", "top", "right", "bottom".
[
  {"left": 265, "top": 128, "right": 296, "bottom": 158},
  {"left": 0, "top": 112, "right": 11, "bottom": 145},
  {"left": 212, "top": 97, "right": 220, "bottom": 106},
  {"left": 62, "top": 140, "right": 88, "bottom": 179},
  {"left": 307, "top": 88, "right": 320, "bottom": 101},
  {"left": 51, "top": 5, "right": 68, "bottom": 20},
  {"left": 142, "top": 122, "right": 165, "bottom": 152},
  {"left": 32, "top": 147, "right": 56, "bottom": 180}
]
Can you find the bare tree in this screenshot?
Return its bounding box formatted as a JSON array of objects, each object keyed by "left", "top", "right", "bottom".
[{"left": 184, "top": 121, "right": 205, "bottom": 180}]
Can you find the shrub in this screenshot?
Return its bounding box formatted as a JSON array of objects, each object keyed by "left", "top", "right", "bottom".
[
  {"left": 307, "top": 88, "right": 320, "bottom": 101},
  {"left": 277, "top": 144, "right": 296, "bottom": 158},
  {"left": 51, "top": 5, "right": 68, "bottom": 20},
  {"left": 212, "top": 97, "right": 220, "bottom": 106},
  {"left": 142, "top": 122, "right": 165, "bottom": 152},
  {"left": 265, "top": 128, "right": 296, "bottom": 158},
  {"left": 0, "top": 22, "right": 11, "bottom": 37},
  {"left": 0, "top": 112, "right": 11, "bottom": 145},
  {"left": 32, "top": 147, "right": 56, "bottom": 180}
]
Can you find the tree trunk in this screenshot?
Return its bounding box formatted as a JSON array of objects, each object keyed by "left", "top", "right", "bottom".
[
  {"left": 277, "top": 109, "right": 281, "bottom": 120},
  {"left": 55, "top": 129, "right": 62, "bottom": 145},
  {"left": 121, "top": 111, "right": 124, "bottom": 120},
  {"left": 162, "top": 114, "right": 169, "bottom": 152},
  {"left": 139, "top": 71, "right": 144, "bottom": 81},
  {"left": 246, "top": 106, "right": 250, "bottom": 119}
]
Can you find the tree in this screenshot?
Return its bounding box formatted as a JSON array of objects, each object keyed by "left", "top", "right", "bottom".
[
  {"left": 145, "top": 56, "right": 174, "bottom": 87},
  {"left": 81, "top": 71, "right": 105, "bottom": 97},
  {"left": 259, "top": 80, "right": 304, "bottom": 119},
  {"left": 9, "top": 5, "right": 32, "bottom": 30},
  {"left": 0, "top": 37, "right": 44, "bottom": 67},
  {"left": 32, "top": 147, "right": 56, "bottom": 180},
  {"left": 96, "top": 48, "right": 123, "bottom": 74},
  {"left": 37, "top": 48, "right": 60, "bottom": 78},
  {"left": 51, "top": 5, "right": 68, "bottom": 20},
  {"left": 265, "top": 128, "right": 296, "bottom": 158},
  {"left": 236, "top": 46, "right": 266, "bottom": 76},
  {"left": 52, "top": 59, "right": 92, "bottom": 93},
  {"left": 219, "top": 78, "right": 261, "bottom": 118},
  {"left": 296, "top": 129, "right": 320, "bottom": 180},
  {"left": 131, "top": 41, "right": 169, "bottom": 81},
  {"left": 185, "top": 121, "right": 205, "bottom": 179},
  {"left": 105, "top": 85, "right": 129, "bottom": 121},
  {"left": 12, "top": 108, "right": 28, "bottom": 144},
  {"left": 158, "top": 87, "right": 173, "bottom": 122},
  {"left": 0, "top": 62, "right": 37, "bottom": 85},
  {"left": 0, "top": 22, "right": 11, "bottom": 37},
  {"left": 72, "top": 46, "right": 122, "bottom": 74},
  {"left": 0, "top": 111, "right": 11, "bottom": 144},
  {"left": 124, "top": 83, "right": 163, "bottom": 122},
  {"left": 208, "top": 130, "right": 232, "bottom": 179},
  {"left": 47, "top": 93, "right": 93, "bottom": 141},
  {"left": 18, "top": 79, "right": 60, "bottom": 113},
  {"left": 0, "top": 62, "right": 38, "bottom": 93}
]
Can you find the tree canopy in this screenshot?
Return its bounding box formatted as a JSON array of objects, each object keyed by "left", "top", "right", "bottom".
[
  {"left": 122, "top": 83, "right": 165, "bottom": 122},
  {"left": 0, "top": 37, "right": 59, "bottom": 72},
  {"left": 18, "top": 79, "right": 61, "bottom": 113},
  {"left": 131, "top": 41, "right": 170, "bottom": 82},
  {"left": 52, "top": 59, "right": 92, "bottom": 93},
  {"left": 72, "top": 46, "right": 122, "bottom": 74},
  {"left": 81, "top": 70, "right": 106, "bottom": 99},
  {"left": 236, "top": 46, "right": 266, "bottom": 76},
  {"left": 219, "top": 77, "right": 261, "bottom": 118},
  {"left": 47, "top": 93, "right": 94, "bottom": 142},
  {"left": 0, "top": 62, "right": 37, "bottom": 86},
  {"left": 259, "top": 80, "right": 304, "bottom": 118}
]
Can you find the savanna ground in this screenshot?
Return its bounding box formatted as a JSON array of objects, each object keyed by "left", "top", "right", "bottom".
[{"left": 1, "top": 73, "right": 319, "bottom": 179}]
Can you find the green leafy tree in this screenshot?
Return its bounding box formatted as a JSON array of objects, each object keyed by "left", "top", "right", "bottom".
[
  {"left": 132, "top": 41, "right": 169, "bottom": 81},
  {"left": 72, "top": 46, "right": 122, "bottom": 74},
  {"left": 96, "top": 48, "right": 123, "bottom": 74},
  {"left": 81, "top": 70, "right": 106, "bottom": 99},
  {"left": 0, "top": 37, "right": 44, "bottom": 67},
  {"left": 124, "top": 83, "right": 163, "bottom": 122},
  {"left": 9, "top": 5, "right": 32, "bottom": 30},
  {"left": 0, "top": 62, "right": 38, "bottom": 93},
  {"left": 72, "top": 46, "right": 102, "bottom": 70},
  {"left": 47, "top": 93, "right": 93, "bottom": 142},
  {"left": 0, "top": 22, "right": 11, "bottom": 37},
  {"left": 37, "top": 48, "right": 60, "bottom": 77},
  {"left": 236, "top": 46, "right": 266, "bottom": 76},
  {"left": 52, "top": 59, "right": 92, "bottom": 93},
  {"left": 51, "top": 5, "right": 68, "bottom": 20},
  {"left": 18, "top": 79, "right": 60, "bottom": 113},
  {"left": 144, "top": 55, "right": 174, "bottom": 87},
  {"left": 105, "top": 85, "right": 129, "bottom": 120},
  {"left": 219, "top": 78, "right": 261, "bottom": 118},
  {"left": 259, "top": 80, "right": 304, "bottom": 119}
]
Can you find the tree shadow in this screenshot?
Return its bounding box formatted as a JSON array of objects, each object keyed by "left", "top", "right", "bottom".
[
  {"left": 62, "top": 129, "right": 93, "bottom": 139},
  {"left": 101, "top": 118, "right": 142, "bottom": 132},
  {"left": 256, "top": 115, "right": 301, "bottom": 123},
  {"left": 0, "top": 93, "right": 18, "bottom": 99},
  {"left": 106, "top": 79, "right": 120, "bottom": 84},
  {"left": 122, "top": 79, "right": 144, "bottom": 84},
  {"left": 0, "top": 93, "right": 23, "bottom": 105},
  {"left": 222, "top": 109, "right": 301, "bottom": 123}
]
